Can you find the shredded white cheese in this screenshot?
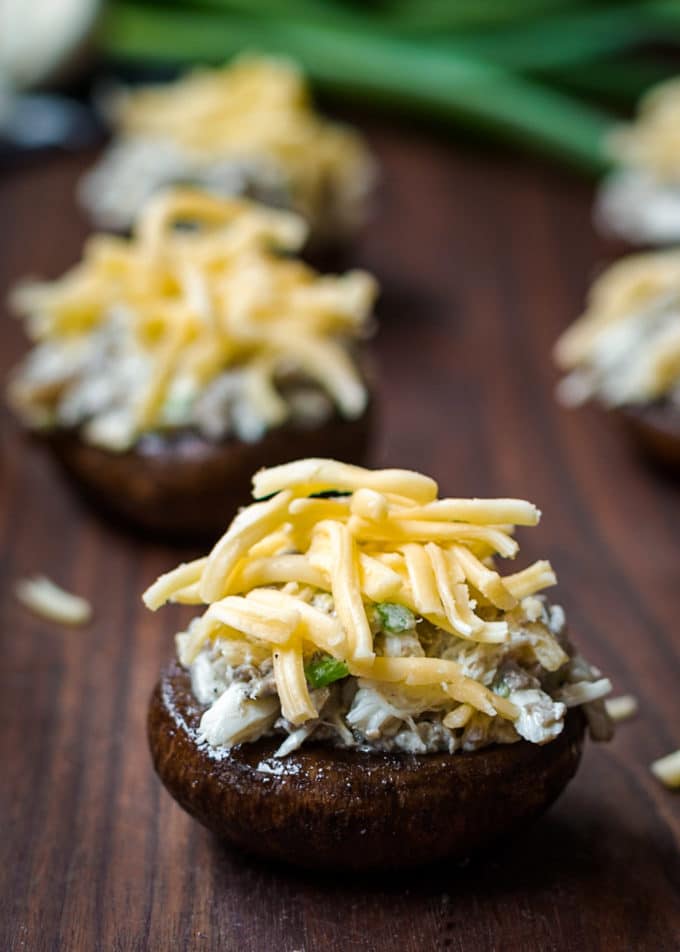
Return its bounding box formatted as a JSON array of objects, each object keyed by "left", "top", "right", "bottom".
[
  {"left": 605, "top": 694, "right": 638, "bottom": 722},
  {"left": 15, "top": 575, "right": 92, "bottom": 626}
]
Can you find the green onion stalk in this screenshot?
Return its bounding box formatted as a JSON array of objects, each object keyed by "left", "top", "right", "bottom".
[{"left": 100, "top": 1, "right": 680, "bottom": 175}]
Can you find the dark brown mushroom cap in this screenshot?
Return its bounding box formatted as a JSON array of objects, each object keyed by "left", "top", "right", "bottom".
[
  {"left": 148, "top": 661, "right": 586, "bottom": 870},
  {"left": 43, "top": 402, "right": 373, "bottom": 539},
  {"left": 618, "top": 402, "right": 680, "bottom": 472}
]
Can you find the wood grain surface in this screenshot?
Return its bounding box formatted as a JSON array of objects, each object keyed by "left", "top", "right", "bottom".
[{"left": 1, "top": 124, "right": 679, "bottom": 952}]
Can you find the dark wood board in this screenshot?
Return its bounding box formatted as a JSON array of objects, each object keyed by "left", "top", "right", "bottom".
[{"left": 1, "top": 124, "right": 678, "bottom": 952}]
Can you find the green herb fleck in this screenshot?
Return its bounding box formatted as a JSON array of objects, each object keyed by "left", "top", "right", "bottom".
[
  {"left": 305, "top": 655, "right": 349, "bottom": 689},
  {"left": 492, "top": 676, "right": 511, "bottom": 698},
  {"left": 375, "top": 602, "right": 415, "bottom": 634},
  {"left": 309, "top": 490, "right": 352, "bottom": 499}
]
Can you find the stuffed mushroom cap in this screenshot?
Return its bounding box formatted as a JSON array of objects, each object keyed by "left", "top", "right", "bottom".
[
  {"left": 144, "top": 459, "right": 613, "bottom": 867},
  {"left": 7, "top": 192, "right": 378, "bottom": 535}
]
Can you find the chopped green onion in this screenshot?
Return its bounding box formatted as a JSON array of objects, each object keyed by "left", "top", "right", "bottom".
[
  {"left": 375, "top": 602, "right": 415, "bottom": 633},
  {"left": 309, "top": 489, "right": 352, "bottom": 499},
  {"left": 492, "top": 676, "right": 511, "bottom": 698},
  {"left": 305, "top": 655, "right": 349, "bottom": 689},
  {"left": 252, "top": 491, "right": 279, "bottom": 502}
]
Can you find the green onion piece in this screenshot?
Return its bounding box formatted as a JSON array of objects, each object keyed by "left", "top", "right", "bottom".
[
  {"left": 375, "top": 602, "right": 416, "bottom": 633},
  {"left": 492, "top": 676, "right": 511, "bottom": 698},
  {"left": 309, "top": 489, "right": 352, "bottom": 499},
  {"left": 305, "top": 655, "right": 349, "bottom": 689}
]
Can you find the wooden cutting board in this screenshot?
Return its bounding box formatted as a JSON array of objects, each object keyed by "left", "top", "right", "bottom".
[{"left": 1, "top": 122, "right": 678, "bottom": 951}]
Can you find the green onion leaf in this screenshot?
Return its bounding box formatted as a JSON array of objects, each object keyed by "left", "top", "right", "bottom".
[
  {"left": 102, "top": 4, "right": 615, "bottom": 174},
  {"left": 305, "top": 655, "right": 349, "bottom": 689},
  {"left": 375, "top": 602, "right": 415, "bottom": 633}
]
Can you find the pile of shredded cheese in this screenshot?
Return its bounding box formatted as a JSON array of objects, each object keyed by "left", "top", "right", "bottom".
[
  {"left": 9, "top": 189, "right": 376, "bottom": 450},
  {"left": 555, "top": 250, "right": 680, "bottom": 408},
  {"left": 145, "top": 459, "right": 566, "bottom": 733},
  {"left": 80, "top": 56, "right": 376, "bottom": 236}
]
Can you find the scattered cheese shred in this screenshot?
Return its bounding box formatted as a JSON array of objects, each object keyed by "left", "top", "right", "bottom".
[
  {"left": 650, "top": 749, "right": 680, "bottom": 789},
  {"left": 605, "top": 694, "right": 638, "bottom": 723},
  {"left": 144, "top": 458, "right": 558, "bottom": 727},
  {"left": 16, "top": 575, "right": 92, "bottom": 626}
]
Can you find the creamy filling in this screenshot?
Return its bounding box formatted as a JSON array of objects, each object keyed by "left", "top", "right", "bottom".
[
  {"left": 182, "top": 594, "right": 612, "bottom": 758},
  {"left": 8, "top": 309, "right": 339, "bottom": 451},
  {"left": 596, "top": 169, "right": 680, "bottom": 245},
  {"left": 78, "top": 138, "right": 293, "bottom": 232},
  {"left": 78, "top": 135, "right": 373, "bottom": 238}
]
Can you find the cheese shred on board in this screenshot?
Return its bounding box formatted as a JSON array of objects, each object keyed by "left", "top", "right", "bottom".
[
  {"left": 650, "top": 749, "right": 680, "bottom": 789},
  {"left": 8, "top": 190, "right": 377, "bottom": 452},
  {"left": 79, "top": 55, "right": 376, "bottom": 237},
  {"left": 144, "top": 459, "right": 613, "bottom": 758},
  {"left": 15, "top": 575, "right": 92, "bottom": 626},
  {"left": 554, "top": 250, "right": 680, "bottom": 409}
]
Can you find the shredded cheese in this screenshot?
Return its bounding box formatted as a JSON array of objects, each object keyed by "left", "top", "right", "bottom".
[
  {"left": 273, "top": 638, "right": 317, "bottom": 725},
  {"left": 9, "top": 190, "right": 377, "bottom": 448},
  {"left": 605, "top": 694, "right": 638, "bottom": 723},
  {"left": 85, "top": 56, "right": 375, "bottom": 236},
  {"left": 16, "top": 575, "right": 92, "bottom": 626},
  {"left": 145, "top": 458, "right": 561, "bottom": 730},
  {"left": 443, "top": 704, "right": 473, "bottom": 730},
  {"left": 252, "top": 459, "right": 437, "bottom": 503},
  {"left": 650, "top": 749, "right": 680, "bottom": 789}
]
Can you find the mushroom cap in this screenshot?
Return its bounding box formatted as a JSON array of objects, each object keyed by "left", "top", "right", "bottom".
[
  {"left": 148, "top": 661, "right": 586, "bottom": 870},
  {"left": 44, "top": 403, "right": 373, "bottom": 539},
  {"left": 619, "top": 403, "right": 680, "bottom": 473}
]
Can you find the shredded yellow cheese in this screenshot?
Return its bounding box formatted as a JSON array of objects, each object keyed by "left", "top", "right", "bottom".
[
  {"left": 650, "top": 749, "right": 680, "bottom": 789},
  {"left": 10, "top": 189, "right": 377, "bottom": 443},
  {"left": 16, "top": 575, "right": 92, "bottom": 626},
  {"left": 145, "top": 458, "right": 558, "bottom": 728},
  {"left": 102, "top": 55, "right": 375, "bottom": 234},
  {"left": 443, "top": 704, "right": 473, "bottom": 730}
]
